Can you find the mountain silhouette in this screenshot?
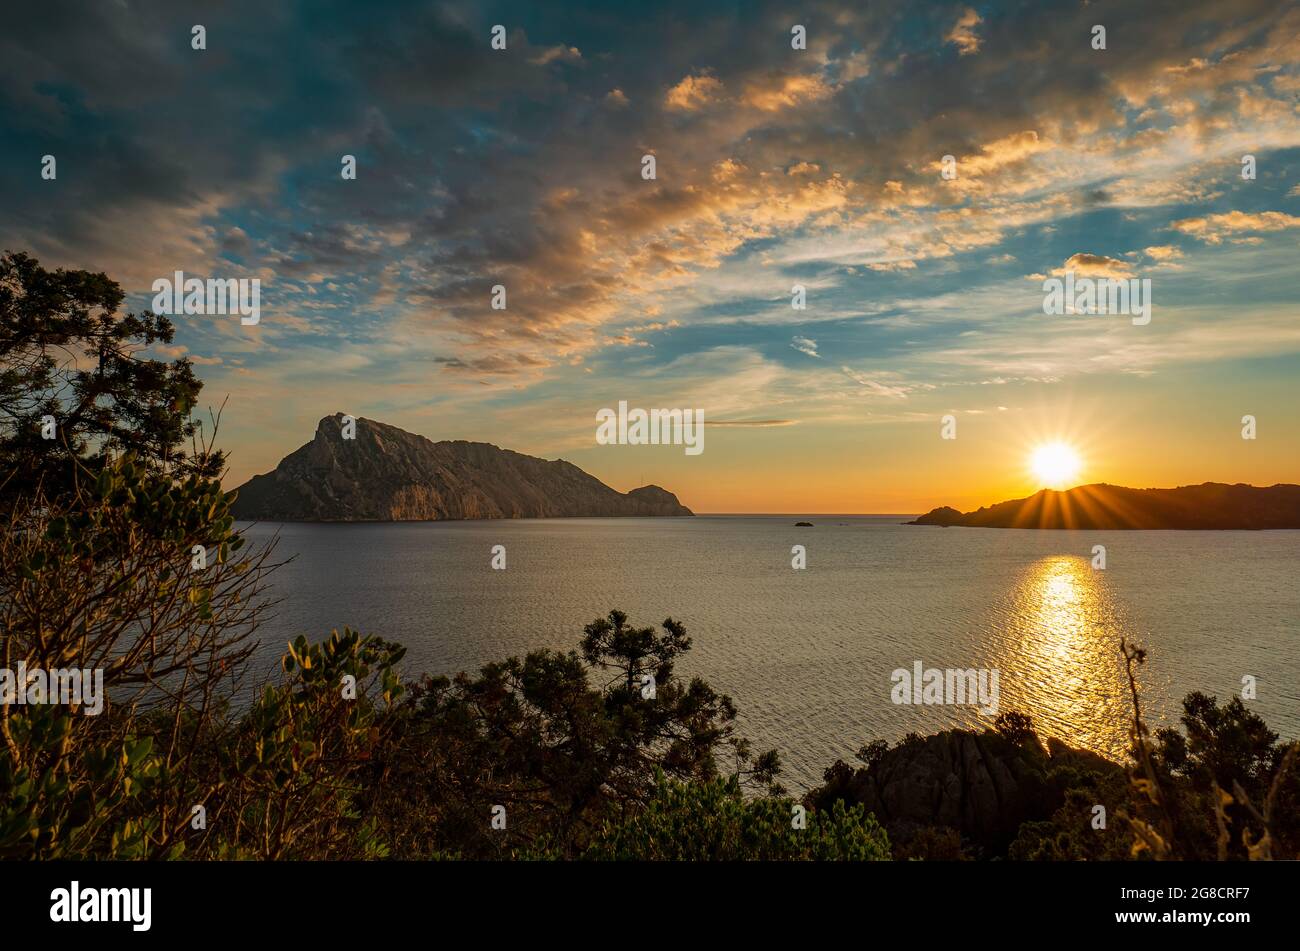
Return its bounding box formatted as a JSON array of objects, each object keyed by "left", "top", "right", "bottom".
[
  {"left": 230, "top": 414, "right": 693, "bottom": 521},
  {"left": 908, "top": 482, "right": 1300, "bottom": 529}
]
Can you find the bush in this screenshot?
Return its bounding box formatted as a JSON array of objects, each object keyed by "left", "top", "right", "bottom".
[
  {"left": 579, "top": 773, "right": 890, "bottom": 861},
  {"left": 995, "top": 711, "right": 1035, "bottom": 744},
  {"left": 0, "top": 456, "right": 273, "bottom": 858}
]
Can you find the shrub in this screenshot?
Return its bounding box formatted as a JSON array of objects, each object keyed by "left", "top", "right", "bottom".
[{"left": 579, "top": 773, "right": 890, "bottom": 861}]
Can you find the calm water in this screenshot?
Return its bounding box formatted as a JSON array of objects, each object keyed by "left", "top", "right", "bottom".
[{"left": 237, "top": 517, "right": 1300, "bottom": 791}]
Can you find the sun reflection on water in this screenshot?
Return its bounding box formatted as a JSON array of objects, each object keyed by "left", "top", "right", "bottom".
[{"left": 991, "top": 555, "right": 1132, "bottom": 759}]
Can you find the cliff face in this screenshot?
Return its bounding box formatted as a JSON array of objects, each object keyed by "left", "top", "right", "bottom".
[
  {"left": 909, "top": 482, "right": 1300, "bottom": 530},
  {"left": 229, "top": 414, "right": 693, "bottom": 521}
]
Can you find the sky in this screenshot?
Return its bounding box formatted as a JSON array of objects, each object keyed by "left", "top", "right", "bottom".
[{"left": 2, "top": 0, "right": 1297, "bottom": 513}]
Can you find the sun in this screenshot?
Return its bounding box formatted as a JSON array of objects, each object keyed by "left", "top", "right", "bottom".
[{"left": 1030, "top": 442, "right": 1082, "bottom": 489}]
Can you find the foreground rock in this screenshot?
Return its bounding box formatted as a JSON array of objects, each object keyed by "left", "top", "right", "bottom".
[
  {"left": 809, "top": 727, "right": 1121, "bottom": 856},
  {"left": 230, "top": 414, "right": 694, "bottom": 521},
  {"left": 908, "top": 482, "right": 1300, "bottom": 529}
]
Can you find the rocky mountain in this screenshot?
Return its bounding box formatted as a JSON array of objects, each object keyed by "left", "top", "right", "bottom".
[
  {"left": 229, "top": 414, "right": 693, "bottom": 521},
  {"left": 810, "top": 727, "right": 1120, "bottom": 856},
  {"left": 908, "top": 482, "right": 1300, "bottom": 529}
]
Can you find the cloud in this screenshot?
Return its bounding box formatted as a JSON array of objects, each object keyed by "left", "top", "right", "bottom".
[
  {"left": 528, "top": 45, "right": 581, "bottom": 66},
  {"left": 434, "top": 353, "right": 552, "bottom": 374},
  {"left": 1170, "top": 210, "right": 1300, "bottom": 243},
  {"left": 1142, "top": 245, "right": 1185, "bottom": 262},
  {"left": 791, "top": 336, "right": 819, "bottom": 357},
  {"left": 623, "top": 320, "right": 681, "bottom": 333},
  {"left": 148, "top": 342, "right": 223, "bottom": 366},
  {"left": 665, "top": 73, "right": 724, "bottom": 111},
  {"left": 3, "top": 0, "right": 1299, "bottom": 435},
  {"left": 740, "top": 72, "right": 833, "bottom": 111},
  {"left": 840, "top": 367, "right": 911, "bottom": 398},
  {"left": 945, "top": 8, "right": 983, "bottom": 56},
  {"left": 1052, "top": 253, "right": 1136, "bottom": 279},
  {"left": 935, "top": 130, "right": 1049, "bottom": 179}
]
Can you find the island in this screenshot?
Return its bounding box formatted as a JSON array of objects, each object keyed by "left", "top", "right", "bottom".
[{"left": 229, "top": 414, "right": 694, "bottom": 521}]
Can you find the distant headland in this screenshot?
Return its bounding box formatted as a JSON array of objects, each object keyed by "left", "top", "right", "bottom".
[{"left": 908, "top": 482, "right": 1300, "bottom": 530}]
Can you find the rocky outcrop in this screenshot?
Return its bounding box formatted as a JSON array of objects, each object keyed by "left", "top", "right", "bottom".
[
  {"left": 909, "top": 506, "right": 963, "bottom": 527},
  {"left": 229, "top": 414, "right": 694, "bottom": 521},
  {"left": 908, "top": 482, "right": 1300, "bottom": 529},
  {"left": 810, "top": 729, "right": 1121, "bottom": 855}
]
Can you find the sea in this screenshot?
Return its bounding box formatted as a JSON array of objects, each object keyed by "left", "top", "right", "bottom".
[{"left": 236, "top": 516, "right": 1300, "bottom": 791}]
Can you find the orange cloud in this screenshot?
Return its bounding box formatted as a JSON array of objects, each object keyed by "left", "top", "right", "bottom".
[
  {"left": 935, "top": 130, "right": 1049, "bottom": 179},
  {"left": 1051, "top": 253, "right": 1135, "bottom": 279},
  {"left": 529, "top": 45, "right": 581, "bottom": 66},
  {"left": 1170, "top": 210, "right": 1300, "bottom": 243},
  {"left": 741, "top": 73, "right": 833, "bottom": 112},
  {"left": 946, "top": 8, "right": 983, "bottom": 56},
  {"left": 665, "top": 73, "right": 724, "bottom": 111},
  {"left": 1142, "top": 245, "right": 1184, "bottom": 261}
]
